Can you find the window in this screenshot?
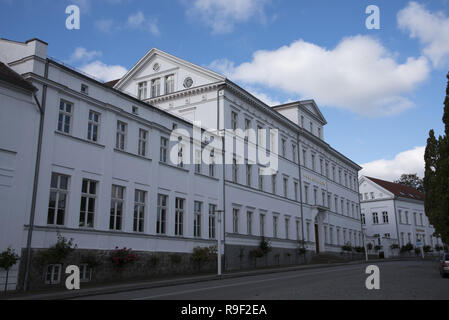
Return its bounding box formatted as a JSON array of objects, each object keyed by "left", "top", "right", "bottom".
[
  {"left": 195, "top": 150, "right": 202, "bottom": 174},
  {"left": 361, "top": 213, "right": 366, "bottom": 225},
  {"left": 330, "top": 227, "right": 334, "bottom": 245},
  {"left": 79, "top": 179, "right": 97, "bottom": 228},
  {"left": 370, "top": 192, "right": 375, "bottom": 200},
  {"left": 132, "top": 106, "right": 139, "bottom": 115},
  {"left": 110, "top": 185, "right": 124, "bottom": 231},
  {"left": 405, "top": 211, "right": 409, "bottom": 224},
  {"left": 301, "top": 115, "right": 304, "bottom": 128},
  {"left": 311, "top": 154, "right": 316, "bottom": 171},
  {"left": 165, "top": 75, "right": 174, "bottom": 94},
  {"left": 325, "top": 162, "right": 329, "bottom": 177},
  {"left": 327, "top": 194, "right": 331, "bottom": 209},
  {"left": 272, "top": 174, "right": 277, "bottom": 194},
  {"left": 157, "top": 194, "right": 167, "bottom": 235},
  {"left": 232, "top": 158, "right": 238, "bottom": 183},
  {"left": 306, "top": 222, "right": 310, "bottom": 242},
  {"left": 282, "top": 139, "right": 286, "bottom": 157},
  {"left": 233, "top": 208, "right": 239, "bottom": 233},
  {"left": 58, "top": 100, "right": 73, "bottom": 134},
  {"left": 294, "top": 182, "right": 298, "bottom": 201},
  {"left": 138, "top": 82, "right": 147, "bottom": 99},
  {"left": 420, "top": 213, "right": 423, "bottom": 226},
  {"left": 87, "top": 111, "right": 100, "bottom": 142},
  {"left": 80, "top": 264, "right": 92, "bottom": 282},
  {"left": 175, "top": 198, "right": 185, "bottom": 236},
  {"left": 245, "top": 119, "right": 251, "bottom": 141},
  {"left": 322, "top": 191, "right": 326, "bottom": 207},
  {"left": 260, "top": 214, "right": 265, "bottom": 237},
  {"left": 314, "top": 188, "right": 318, "bottom": 205},
  {"left": 317, "top": 127, "right": 321, "bottom": 138},
  {"left": 116, "top": 121, "right": 127, "bottom": 151},
  {"left": 309, "top": 122, "right": 313, "bottom": 133},
  {"left": 382, "top": 211, "right": 389, "bottom": 224},
  {"left": 209, "top": 150, "right": 215, "bottom": 177},
  {"left": 160, "top": 137, "right": 168, "bottom": 163},
  {"left": 247, "top": 211, "right": 253, "bottom": 235},
  {"left": 302, "top": 149, "right": 307, "bottom": 167},
  {"left": 320, "top": 158, "right": 324, "bottom": 175},
  {"left": 304, "top": 185, "right": 309, "bottom": 204},
  {"left": 138, "top": 129, "right": 148, "bottom": 157},
  {"left": 372, "top": 212, "right": 379, "bottom": 224},
  {"left": 335, "top": 196, "right": 338, "bottom": 213},
  {"left": 273, "top": 216, "right": 278, "bottom": 238},
  {"left": 413, "top": 212, "right": 418, "bottom": 225},
  {"left": 151, "top": 78, "right": 161, "bottom": 97},
  {"left": 194, "top": 201, "right": 202, "bottom": 238},
  {"left": 332, "top": 166, "right": 336, "bottom": 181},
  {"left": 296, "top": 220, "right": 301, "bottom": 241},
  {"left": 231, "top": 111, "right": 238, "bottom": 130},
  {"left": 47, "top": 173, "right": 69, "bottom": 226},
  {"left": 399, "top": 210, "right": 403, "bottom": 224},
  {"left": 292, "top": 145, "right": 297, "bottom": 163},
  {"left": 177, "top": 143, "right": 184, "bottom": 168},
  {"left": 285, "top": 218, "right": 290, "bottom": 239},
  {"left": 81, "top": 84, "right": 88, "bottom": 94},
  {"left": 45, "top": 264, "right": 62, "bottom": 284},
  {"left": 258, "top": 169, "right": 264, "bottom": 191},
  {"left": 209, "top": 204, "right": 216, "bottom": 239},
  {"left": 246, "top": 164, "right": 252, "bottom": 187},
  {"left": 283, "top": 177, "right": 288, "bottom": 198},
  {"left": 134, "top": 190, "right": 146, "bottom": 233}
]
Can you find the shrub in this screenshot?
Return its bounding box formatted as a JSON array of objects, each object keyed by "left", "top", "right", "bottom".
[
  {"left": 435, "top": 245, "right": 444, "bottom": 252},
  {"left": 390, "top": 244, "right": 400, "bottom": 250},
  {"left": 110, "top": 247, "right": 138, "bottom": 272},
  {"left": 374, "top": 245, "right": 382, "bottom": 252},
  {"left": 170, "top": 254, "right": 182, "bottom": 265},
  {"left": 341, "top": 244, "right": 352, "bottom": 252},
  {"left": 249, "top": 248, "right": 265, "bottom": 258},
  {"left": 401, "top": 243, "right": 414, "bottom": 253},
  {"left": 149, "top": 255, "right": 160, "bottom": 266},
  {"left": 423, "top": 245, "right": 432, "bottom": 253},
  {"left": 39, "top": 234, "right": 77, "bottom": 264},
  {"left": 259, "top": 237, "right": 272, "bottom": 255},
  {"left": 354, "top": 246, "right": 365, "bottom": 253},
  {"left": 0, "top": 247, "right": 19, "bottom": 292},
  {"left": 414, "top": 247, "right": 422, "bottom": 255},
  {"left": 366, "top": 243, "right": 373, "bottom": 251},
  {"left": 81, "top": 253, "right": 101, "bottom": 269}
]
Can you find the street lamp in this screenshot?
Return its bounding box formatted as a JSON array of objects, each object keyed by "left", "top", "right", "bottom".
[{"left": 214, "top": 209, "right": 224, "bottom": 276}]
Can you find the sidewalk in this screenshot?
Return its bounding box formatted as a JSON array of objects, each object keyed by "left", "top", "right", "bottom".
[{"left": 2, "top": 258, "right": 409, "bottom": 300}]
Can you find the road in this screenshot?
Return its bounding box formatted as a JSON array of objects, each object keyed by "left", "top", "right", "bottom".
[{"left": 73, "top": 260, "right": 449, "bottom": 300}]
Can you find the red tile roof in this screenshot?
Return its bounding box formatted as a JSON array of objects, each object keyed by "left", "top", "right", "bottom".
[
  {"left": 366, "top": 176, "right": 425, "bottom": 201},
  {"left": 0, "top": 62, "right": 37, "bottom": 92},
  {"left": 104, "top": 78, "right": 120, "bottom": 87}
]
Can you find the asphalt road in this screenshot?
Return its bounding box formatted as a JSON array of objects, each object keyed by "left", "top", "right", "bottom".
[{"left": 73, "top": 260, "right": 449, "bottom": 300}]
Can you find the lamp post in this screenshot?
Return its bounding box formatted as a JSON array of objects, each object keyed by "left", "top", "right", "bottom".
[{"left": 214, "top": 209, "right": 224, "bottom": 276}]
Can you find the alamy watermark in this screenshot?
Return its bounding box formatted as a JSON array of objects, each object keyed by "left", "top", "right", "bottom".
[
  {"left": 366, "top": 5, "right": 380, "bottom": 30},
  {"left": 66, "top": 5, "right": 80, "bottom": 30}
]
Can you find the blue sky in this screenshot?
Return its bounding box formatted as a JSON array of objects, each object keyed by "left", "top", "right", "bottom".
[{"left": 1, "top": 0, "right": 449, "bottom": 180}]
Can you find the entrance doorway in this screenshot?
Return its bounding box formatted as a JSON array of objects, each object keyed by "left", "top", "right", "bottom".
[{"left": 315, "top": 224, "right": 320, "bottom": 253}]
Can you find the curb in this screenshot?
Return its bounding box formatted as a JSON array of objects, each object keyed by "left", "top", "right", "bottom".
[{"left": 5, "top": 258, "right": 411, "bottom": 300}]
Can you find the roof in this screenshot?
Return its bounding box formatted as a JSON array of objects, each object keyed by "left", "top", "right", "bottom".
[
  {"left": 0, "top": 62, "right": 37, "bottom": 92},
  {"left": 104, "top": 79, "right": 120, "bottom": 87},
  {"left": 366, "top": 176, "right": 425, "bottom": 201}
]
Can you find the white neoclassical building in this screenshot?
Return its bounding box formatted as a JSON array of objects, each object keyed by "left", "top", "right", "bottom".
[
  {"left": 0, "top": 38, "right": 363, "bottom": 290},
  {"left": 359, "top": 176, "right": 443, "bottom": 250}
]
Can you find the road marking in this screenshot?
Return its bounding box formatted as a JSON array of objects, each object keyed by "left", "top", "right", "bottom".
[{"left": 132, "top": 264, "right": 365, "bottom": 300}]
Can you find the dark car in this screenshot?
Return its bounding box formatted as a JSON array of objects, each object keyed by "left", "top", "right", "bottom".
[{"left": 439, "top": 253, "right": 449, "bottom": 278}]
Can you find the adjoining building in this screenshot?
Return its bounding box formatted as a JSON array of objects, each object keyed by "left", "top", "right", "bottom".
[
  {"left": 0, "top": 38, "right": 363, "bottom": 291},
  {"left": 359, "top": 176, "right": 444, "bottom": 255}
]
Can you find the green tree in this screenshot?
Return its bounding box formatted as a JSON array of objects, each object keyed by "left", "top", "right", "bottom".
[
  {"left": 424, "top": 72, "right": 449, "bottom": 244},
  {"left": 0, "top": 247, "right": 20, "bottom": 292},
  {"left": 394, "top": 174, "right": 424, "bottom": 192}
]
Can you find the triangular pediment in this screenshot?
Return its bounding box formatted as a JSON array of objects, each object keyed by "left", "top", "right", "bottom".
[
  {"left": 359, "top": 176, "right": 395, "bottom": 199},
  {"left": 114, "top": 48, "right": 225, "bottom": 94},
  {"left": 299, "top": 100, "right": 327, "bottom": 125}
]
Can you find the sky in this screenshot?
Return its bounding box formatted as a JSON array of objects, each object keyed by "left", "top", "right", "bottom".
[{"left": 1, "top": 0, "right": 449, "bottom": 181}]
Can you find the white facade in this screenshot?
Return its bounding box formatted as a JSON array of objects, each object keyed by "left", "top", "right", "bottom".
[
  {"left": 359, "top": 176, "right": 443, "bottom": 249},
  {"left": 0, "top": 38, "right": 363, "bottom": 290}
]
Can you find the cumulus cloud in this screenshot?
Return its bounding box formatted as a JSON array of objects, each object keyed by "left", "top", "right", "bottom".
[
  {"left": 95, "top": 19, "right": 115, "bottom": 33},
  {"left": 211, "top": 36, "right": 430, "bottom": 116},
  {"left": 398, "top": 1, "right": 449, "bottom": 69},
  {"left": 187, "top": 0, "right": 270, "bottom": 34},
  {"left": 80, "top": 61, "right": 127, "bottom": 82},
  {"left": 360, "top": 146, "right": 425, "bottom": 181},
  {"left": 127, "top": 11, "right": 160, "bottom": 36},
  {"left": 67, "top": 47, "right": 102, "bottom": 63}
]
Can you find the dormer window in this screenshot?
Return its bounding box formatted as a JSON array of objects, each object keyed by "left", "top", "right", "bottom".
[
  {"left": 165, "top": 74, "right": 174, "bottom": 94},
  {"left": 138, "top": 82, "right": 147, "bottom": 100},
  {"left": 81, "top": 84, "right": 88, "bottom": 95},
  {"left": 151, "top": 78, "right": 161, "bottom": 97}
]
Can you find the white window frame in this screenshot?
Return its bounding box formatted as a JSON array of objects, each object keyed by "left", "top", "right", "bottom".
[
  {"left": 87, "top": 110, "right": 100, "bottom": 142},
  {"left": 138, "top": 129, "right": 148, "bottom": 157},
  {"left": 57, "top": 100, "right": 73, "bottom": 134},
  {"left": 110, "top": 185, "right": 125, "bottom": 231},
  {"left": 175, "top": 198, "right": 185, "bottom": 236},
  {"left": 79, "top": 179, "right": 97, "bottom": 229},
  {"left": 47, "top": 173, "right": 70, "bottom": 226},
  {"left": 116, "top": 121, "right": 127, "bottom": 151},
  {"left": 157, "top": 194, "right": 168, "bottom": 235},
  {"left": 134, "top": 190, "right": 146, "bottom": 233}
]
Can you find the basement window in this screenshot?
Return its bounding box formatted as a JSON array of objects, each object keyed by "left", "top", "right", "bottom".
[{"left": 45, "top": 264, "right": 62, "bottom": 284}]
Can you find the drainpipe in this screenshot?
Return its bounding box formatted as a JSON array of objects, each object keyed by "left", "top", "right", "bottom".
[
  {"left": 296, "top": 132, "right": 306, "bottom": 254},
  {"left": 23, "top": 59, "right": 49, "bottom": 291}
]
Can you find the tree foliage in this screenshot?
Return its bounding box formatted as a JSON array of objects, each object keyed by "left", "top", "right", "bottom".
[
  {"left": 0, "top": 247, "right": 19, "bottom": 271},
  {"left": 394, "top": 174, "right": 424, "bottom": 192},
  {"left": 424, "top": 73, "right": 449, "bottom": 244}
]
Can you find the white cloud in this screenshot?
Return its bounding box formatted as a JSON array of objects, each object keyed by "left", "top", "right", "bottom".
[
  {"left": 213, "top": 36, "right": 430, "bottom": 116},
  {"left": 67, "top": 47, "right": 102, "bottom": 63},
  {"left": 187, "top": 0, "right": 270, "bottom": 34},
  {"left": 127, "top": 11, "right": 160, "bottom": 36},
  {"left": 360, "top": 146, "right": 425, "bottom": 181},
  {"left": 398, "top": 1, "right": 449, "bottom": 68},
  {"left": 80, "top": 61, "right": 127, "bottom": 82},
  {"left": 95, "top": 19, "right": 114, "bottom": 33}
]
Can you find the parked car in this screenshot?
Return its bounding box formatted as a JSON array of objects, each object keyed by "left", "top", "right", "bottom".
[{"left": 439, "top": 253, "right": 449, "bottom": 278}]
